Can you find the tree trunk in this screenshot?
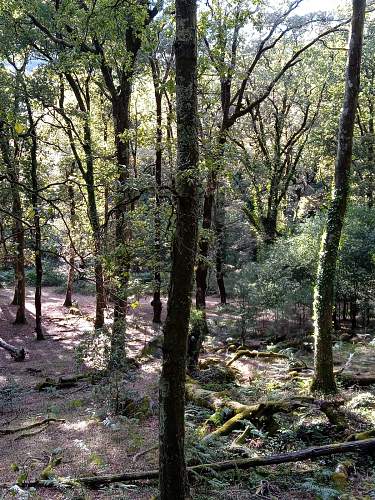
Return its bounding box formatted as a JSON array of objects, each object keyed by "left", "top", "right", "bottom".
[
  {"left": 350, "top": 295, "right": 357, "bottom": 330},
  {"left": 195, "top": 172, "right": 215, "bottom": 309},
  {"left": 64, "top": 174, "right": 75, "bottom": 308},
  {"left": 311, "top": 0, "right": 366, "bottom": 394},
  {"left": 0, "top": 121, "right": 26, "bottom": 324},
  {"left": 215, "top": 186, "right": 227, "bottom": 304},
  {"left": 26, "top": 92, "right": 44, "bottom": 340},
  {"left": 110, "top": 89, "right": 133, "bottom": 367},
  {"left": 150, "top": 59, "right": 163, "bottom": 324},
  {"left": 159, "top": 0, "right": 199, "bottom": 496}
]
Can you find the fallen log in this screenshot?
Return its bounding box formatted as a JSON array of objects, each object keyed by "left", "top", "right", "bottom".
[
  {"left": 186, "top": 378, "right": 311, "bottom": 437},
  {"left": 0, "top": 338, "right": 25, "bottom": 361},
  {"left": 227, "top": 349, "right": 289, "bottom": 367},
  {"left": 70, "top": 437, "right": 375, "bottom": 487},
  {"left": 0, "top": 417, "right": 65, "bottom": 436},
  {"left": 339, "top": 374, "right": 375, "bottom": 387},
  {"left": 36, "top": 374, "right": 90, "bottom": 391}
]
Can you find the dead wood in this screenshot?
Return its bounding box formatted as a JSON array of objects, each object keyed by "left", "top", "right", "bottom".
[
  {"left": 36, "top": 374, "right": 90, "bottom": 391},
  {"left": 186, "top": 378, "right": 311, "bottom": 437},
  {"left": 0, "top": 417, "right": 65, "bottom": 435},
  {"left": 0, "top": 337, "right": 25, "bottom": 361},
  {"left": 339, "top": 373, "right": 375, "bottom": 387},
  {"left": 62, "top": 437, "right": 375, "bottom": 488},
  {"left": 227, "top": 349, "right": 289, "bottom": 367}
]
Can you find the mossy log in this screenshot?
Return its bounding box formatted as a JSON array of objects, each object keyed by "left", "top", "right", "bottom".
[
  {"left": 347, "top": 429, "right": 375, "bottom": 441},
  {"left": 227, "top": 349, "right": 289, "bottom": 367},
  {"left": 186, "top": 378, "right": 310, "bottom": 437},
  {"left": 0, "top": 337, "right": 25, "bottom": 361},
  {"left": 49, "top": 437, "right": 375, "bottom": 488},
  {"left": 36, "top": 374, "right": 90, "bottom": 391}
]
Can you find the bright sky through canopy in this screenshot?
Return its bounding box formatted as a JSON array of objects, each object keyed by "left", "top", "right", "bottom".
[{"left": 296, "top": 0, "right": 347, "bottom": 14}]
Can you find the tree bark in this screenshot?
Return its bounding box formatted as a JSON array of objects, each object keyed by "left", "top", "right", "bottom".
[
  {"left": 64, "top": 171, "right": 75, "bottom": 308},
  {"left": 25, "top": 88, "right": 44, "bottom": 340},
  {"left": 150, "top": 58, "right": 163, "bottom": 324},
  {"left": 0, "top": 121, "right": 26, "bottom": 324},
  {"left": 159, "top": 0, "right": 199, "bottom": 496},
  {"left": 311, "top": 0, "right": 366, "bottom": 394}
]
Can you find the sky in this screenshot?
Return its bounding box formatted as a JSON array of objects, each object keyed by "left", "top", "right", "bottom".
[{"left": 296, "top": 0, "right": 347, "bottom": 14}]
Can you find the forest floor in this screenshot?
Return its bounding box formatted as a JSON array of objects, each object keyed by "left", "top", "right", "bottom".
[{"left": 0, "top": 287, "right": 375, "bottom": 499}]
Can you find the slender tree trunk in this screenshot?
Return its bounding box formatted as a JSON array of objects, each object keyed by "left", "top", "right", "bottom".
[
  {"left": 215, "top": 186, "right": 227, "bottom": 304},
  {"left": 110, "top": 89, "right": 132, "bottom": 366},
  {"left": 64, "top": 173, "right": 76, "bottom": 308},
  {"left": 159, "top": 0, "right": 199, "bottom": 496},
  {"left": 311, "top": 0, "right": 366, "bottom": 394},
  {"left": 195, "top": 172, "right": 215, "bottom": 309},
  {"left": 27, "top": 99, "right": 44, "bottom": 340},
  {"left": 350, "top": 295, "right": 357, "bottom": 330},
  {"left": 0, "top": 121, "right": 26, "bottom": 324},
  {"left": 150, "top": 59, "right": 163, "bottom": 324}
]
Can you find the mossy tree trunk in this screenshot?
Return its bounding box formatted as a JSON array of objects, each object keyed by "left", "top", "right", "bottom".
[
  {"left": 311, "top": 0, "right": 366, "bottom": 394},
  {"left": 159, "top": 0, "right": 199, "bottom": 496}
]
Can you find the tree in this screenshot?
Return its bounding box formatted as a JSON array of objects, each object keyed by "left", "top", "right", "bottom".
[
  {"left": 159, "top": 0, "right": 199, "bottom": 496},
  {"left": 311, "top": 0, "right": 366, "bottom": 394}
]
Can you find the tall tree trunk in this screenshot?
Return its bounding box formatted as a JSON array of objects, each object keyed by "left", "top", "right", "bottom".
[
  {"left": 215, "top": 186, "right": 227, "bottom": 304},
  {"left": 64, "top": 171, "right": 76, "bottom": 308},
  {"left": 311, "top": 0, "right": 366, "bottom": 394},
  {"left": 195, "top": 172, "right": 215, "bottom": 309},
  {"left": 150, "top": 59, "right": 163, "bottom": 324},
  {"left": 26, "top": 95, "right": 44, "bottom": 340},
  {"left": 110, "top": 89, "right": 132, "bottom": 367},
  {"left": 159, "top": 0, "right": 199, "bottom": 496},
  {"left": 0, "top": 121, "right": 26, "bottom": 324},
  {"left": 83, "top": 121, "right": 106, "bottom": 330}
]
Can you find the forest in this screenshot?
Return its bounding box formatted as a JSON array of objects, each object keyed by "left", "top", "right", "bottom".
[{"left": 0, "top": 0, "right": 375, "bottom": 498}]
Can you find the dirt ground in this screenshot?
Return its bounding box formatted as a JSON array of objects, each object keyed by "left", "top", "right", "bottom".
[{"left": 1, "top": 287, "right": 375, "bottom": 500}]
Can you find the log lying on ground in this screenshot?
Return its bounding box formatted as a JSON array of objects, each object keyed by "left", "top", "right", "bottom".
[
  {"left": 0, "top": 417, "right": 65, "bottom": 435},
  {"left": 0, "top": 337, "right": 25, "bottom": 361},
  {"left": 69, "top": 437, "right": 375, "bottom": 488},
  {"left": 36, "top": 374, "right": 90, "bottom": 391},
  {"left": 338, "top": 373, "right": 375, "bottom": 387},
  {"left": 227, "top": 349, "right": 289, "bottom": 367},
  {"left": 186, "top": 378, "right": 311, "bottom": 437}
]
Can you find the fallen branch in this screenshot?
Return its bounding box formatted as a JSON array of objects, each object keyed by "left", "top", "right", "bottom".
[
  {"left": 227, "top": 349, "right": 289, "bottom": 367},
  {"left": 0, "top": 337, "right": 25, "bottom": 361},
  {"left": 0, "top": 418, "right": 65, "bottom": 436},
  {"left": 70, "top": 437, "right": 375, "bottom": 487},
  {"left": 14, "top": 425, "right": 49, "bottom": 441},
  {"left": 132, "top": 444, "right": 158, "bottom": 462}
]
